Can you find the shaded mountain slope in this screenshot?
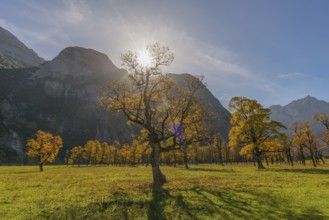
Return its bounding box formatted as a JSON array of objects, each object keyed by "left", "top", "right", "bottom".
[
  {"left": 0, "top": 26, "right": 44, "bottom": 68},
  {"left": 270, "top": 95, "right": 329, "bottom": 131}
]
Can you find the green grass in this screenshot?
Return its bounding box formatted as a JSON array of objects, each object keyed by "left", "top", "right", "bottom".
[{"left": 1, "top": 163, "right": 329, "bottom": 219}]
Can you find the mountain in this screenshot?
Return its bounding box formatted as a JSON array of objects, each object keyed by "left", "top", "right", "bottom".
[
  {"left": 269, "top": 95, "right": 329, "bottom": 131},
  {"left": 169, "top": 73, "right": 231, "bottom": 138},
  {"left": 0, "top": 26, "right": 45, "bottom": 68},
  {"left": 0, "top": 46, "right": 231, "bottom": 160},
  {"left": 0, "top": 46, "right": 130, "bottom": 156}
]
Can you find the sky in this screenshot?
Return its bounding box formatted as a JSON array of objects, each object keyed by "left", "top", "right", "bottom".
[{"left": 1, "top": 0, "right": 329, "bottom": 108}]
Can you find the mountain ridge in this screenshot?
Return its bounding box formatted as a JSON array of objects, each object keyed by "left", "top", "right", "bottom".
[
  {"left": 269, "top": 95, "right": 329, "bottom": 131},
  {"left": 0, "top": 26, "right": 45, "bottom": 68}
]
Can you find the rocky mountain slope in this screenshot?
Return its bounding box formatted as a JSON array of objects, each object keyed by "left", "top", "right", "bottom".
[
  {"left": 169, "top": 73, "right": 231, "bottom": 138},
  {"left": 270, "top": 95, "right": 329, "bottom": 131},
  {"left": 0, "top": 47, "right": 130, "bottom": 155},
  {"left": 0, "top": 26, "right": 44, "bottom": 68},
  {"left": 0, "top": 47, "right": 231, "bottom": 159}
]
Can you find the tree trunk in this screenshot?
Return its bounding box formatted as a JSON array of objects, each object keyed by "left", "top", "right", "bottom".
[
  {"left": 299, "top": 146, "right": 306, "bottom": 166},
  {"left": 195, "top": 148, "right": 199, "bottom": 165},
  {"left": 225, "top": 148, "right": 232, "bottom": 165},
  {"left": 309, "top": 148, "right": 317, "bottom": 167},
  {"left": 217, "top": 146, "right": 224, "bottom": 166},
  {"left": 286, "top": 150, "right": 294, "bottom": 166},
  {"left": 318, "top": 152, "right": 325, "bottom": 164},
  {"left": 150, "top": 143, "right": 166, "bottom": 186},
  {"left": 254, "top": 147, "right": 265, "bottom": 169},
  {"left": 264, "top": 154, "right": 269, "bottom": 166},
  {"left": 173, "top": 151, "right": 177, "bottom": 167},
  {"left": 183, "top": 150, "right": 189, "bottom": 169},
  {"left": 39, "top": 164, "right": 43, "bottom": 172}
]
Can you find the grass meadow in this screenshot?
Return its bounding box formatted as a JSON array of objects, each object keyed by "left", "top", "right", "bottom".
[{"left": 1, "top": 163, "right": 329, "bottom": 219}]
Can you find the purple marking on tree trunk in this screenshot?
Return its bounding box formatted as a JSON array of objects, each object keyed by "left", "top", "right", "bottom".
[{"left": 172, "top": 122, "right": 184, "bottom": 145}]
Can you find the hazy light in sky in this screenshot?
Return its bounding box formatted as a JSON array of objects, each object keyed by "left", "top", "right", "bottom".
[
  {"left": 1, "top": 0, "right": 329, "bottom": 108},
  {"left": 138, "top": 50, "right": 151, "bottom": 67}
]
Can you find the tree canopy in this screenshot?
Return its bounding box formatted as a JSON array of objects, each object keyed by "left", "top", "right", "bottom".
[
  {"left": 99, "top": 43, "right": 211, "bottom": 185},
  {"left": 228, "top": 96, "right": 285, "bottom": 169},
  {"left": 26, "top": 130, "right": 63, "bottom": 171}
]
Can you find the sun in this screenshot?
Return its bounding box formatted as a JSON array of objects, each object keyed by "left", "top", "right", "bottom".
[{"left": 138, "top": 50, "right": 152, "bottom": 67}]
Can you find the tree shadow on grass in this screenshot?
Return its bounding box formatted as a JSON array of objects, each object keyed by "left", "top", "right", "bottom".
[
  {"left": 187, "top": 186, "right": 327, "bottom": 220},
  {"left": 2, "top": 170, "right": 40, "bottom": 174},
  {"left": 147, "top": 184, "right": 171, "bottom": 220},
  {"left": 272, "top": 168, "right": 329, "bottom": 175},
  {"left": 39, "top": 184, "right": 328, "bottom": 220},
  {"left": 187, "top": 167, "right": 235, "bottom": 173},
  {"left": 147, "top": 185, "right": 328, "bottom": 219}
]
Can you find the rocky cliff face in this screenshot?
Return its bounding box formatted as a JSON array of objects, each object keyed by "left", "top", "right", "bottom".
[
  {"left": 0, "top": 26, "right": 45, "bottom": 68},
  {"left": 270, "top": 95, "right": 329, "bottom": 131},
  {"left": 0, "top": 47, "right": 132, "bottom": 155}
]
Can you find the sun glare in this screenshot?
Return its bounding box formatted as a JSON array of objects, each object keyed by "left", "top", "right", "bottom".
[{"left": 138, "top": 50, "right": 152, "bottom": 67}]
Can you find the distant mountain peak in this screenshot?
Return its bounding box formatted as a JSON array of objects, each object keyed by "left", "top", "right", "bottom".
[
  {"left": 302, "top": 95, "right": 316, "bottom": 100},
  {"left": 270, "top": 96, "right": 329, "bottom": 132},
  {"left": 0, "top": 26, "right": 45, "bottom": 68},
  {"left": 52, "top": 46, "right": 118, "bottom": 71},
  {"left": 301, "top": 95, "right": 317, "bottom": 104},
  {"left": 33, "top": 46, "right": 126, "bottom": 80},
  {"left": 287, "top": 95, "right": 327, "bottom": 107},
  {"left": 56, "top": 46, "right": 111, "bottom": 62}
]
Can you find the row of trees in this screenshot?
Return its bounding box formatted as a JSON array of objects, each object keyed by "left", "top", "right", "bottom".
[
  {"left": 64, "top": 138, "right": 233, "bottom": 168},
  {"left": 228, "top": 96, "right": 329, "bottom": 169},
  {"left": 64, "top": 120, "right": 328, "bottom": 169},
  {"left": 26, "top": 111, "right": 329, "bottom": 172},
  {"left": 65, "top": 140, "right": 148, "bottom": 166}
]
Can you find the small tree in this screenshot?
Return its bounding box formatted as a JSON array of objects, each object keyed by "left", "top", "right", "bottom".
[
  {"left": 313, "top": 113, "right": 329, "bottom": 153},
  {"left": 83, "top": 140, "right": 102, "bottom": 166},
  {"left": 313, "top": 113, "right": 329, "bottom": 130},
  {"left": 26, "top": 130, "right": 63, "bottom": 171},
  {"left": 69, "top": 146, "right": 83, "bottom": 166},
  {"left": 291, "top": 121, "right": 321, "bottom": 167},
  {"left": 214, "top": 133, "right": 226, "bottom": 166}
]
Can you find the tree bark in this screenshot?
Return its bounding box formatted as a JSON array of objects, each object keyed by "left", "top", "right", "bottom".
[
  {"left": 254, "top": 147, "right": 265, "bottom": 169},
  {"left": 309, "top": 148, "right": 317, "bottom": 167},
  {"left": 217, "top": 144, "right": 224, "bottom": 166},
  {"left": 195, "top": 148, "right": 199, "bottom": 165},
  {"left": 183, "top": 150, "right": 189, "bottom": 169},
  {"left": 150, "top": 143, "right": 166, "bottom": 186},
  {"left": 264, "top": 154, "right": 269, "bottom": 166},
  {"left": 173, "top": 151, "right": 177, "bottom": 167},
  {"left": 286, "top": 150, "right": 294, "bottom": 166},
  {"left": 39, "top": 164, "right": 43, "bottom": 172},
  {"left": 299, "top": 146, "right": 306, "bottom": 166}
]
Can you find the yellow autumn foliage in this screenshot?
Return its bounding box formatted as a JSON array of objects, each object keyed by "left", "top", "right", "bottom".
[{"left": 26, "top": 130, "right": 63, "bottom": 171}]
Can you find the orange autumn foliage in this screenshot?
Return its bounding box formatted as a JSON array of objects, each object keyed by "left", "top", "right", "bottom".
[{"left": 26, "top": 130, "right": 63, "bottom": 171}]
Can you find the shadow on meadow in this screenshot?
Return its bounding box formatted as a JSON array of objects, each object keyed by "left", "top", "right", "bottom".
[
  {"left": 272, "top": 168, "right": 329, "bottom": 175},
  {"left": 1, "top": 170, "right": 40, "bottom": 174},
  {"left": 39, "top": 184, "right": 327, "bottom": 220},
  {"left": 187, "top": 167, "right": 235, "bottom": 173}
]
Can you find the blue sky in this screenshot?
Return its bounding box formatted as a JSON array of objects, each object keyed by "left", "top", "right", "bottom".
[{"left": 1, "top": 0, "right": 329, "bottom": 108}]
